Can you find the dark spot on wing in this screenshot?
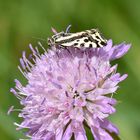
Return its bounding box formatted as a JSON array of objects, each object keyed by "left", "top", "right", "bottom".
[
  {"left": 100, "top": 41, "right": 107, "bottom": 46},
  {"left": 84, "top": 39, "right": 89, "bottom": 42},
  {"left": 76, "top": 40, "right": 80, "bottom": 42},
  {"left": 74, "top": 43, "right": 78, "bottom": 46},
  {"left": 80, "top": 43, "right": 85, "bottom": 47},
  {"left": 89, "top": 44, "right": 93, "bottom": 48},
  {"left": 88, "top": 36, "right": 94, "bottom": 42},
  {"left": 81, "top": 33, "right": 88, "bottom": 38},
  {"left": 95, "top": 35, "right": 100, "bottom": 39},
  {"left": 94, "top": 40, "right": 98, "bottom": 44},
  {"left": 94, "top": 40, "right": 100, "bottom": 48}
]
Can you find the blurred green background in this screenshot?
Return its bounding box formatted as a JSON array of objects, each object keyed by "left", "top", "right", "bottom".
[{"left": 0, "top": 0, "right": 140, "bottom": 139}]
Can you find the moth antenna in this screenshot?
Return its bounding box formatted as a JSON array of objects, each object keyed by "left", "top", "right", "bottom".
[
  {"left": 51, "top": 27, "right": 58, "bottom": 34},
  {"left": 66, "top": 24, "right": 72, "bottom": 33}
]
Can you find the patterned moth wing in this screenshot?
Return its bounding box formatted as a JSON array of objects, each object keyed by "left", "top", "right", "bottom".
[{"left": 48, "top": 28, "right": 107, "bottom": 49}]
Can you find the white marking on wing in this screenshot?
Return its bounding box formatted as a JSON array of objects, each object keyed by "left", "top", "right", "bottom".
[
  {"left": 91, "top": 42, "right": 97, "bottom": 48},
  {"left": 55, "top": 31, "right": 86, "bottom": 42}
]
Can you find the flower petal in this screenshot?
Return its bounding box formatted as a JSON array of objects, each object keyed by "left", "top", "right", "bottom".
[
  {"left": 91, "top": 126, "right": 113, "bottom": 140},
  {"left": 62, "top": 124, "right": 72, "bottom": 140},
  {"left": 110, "top": 43, "right": 131, "bottom": 61},
  {"left": 100, "top": 119, "right": 119, "bottom": 135}
]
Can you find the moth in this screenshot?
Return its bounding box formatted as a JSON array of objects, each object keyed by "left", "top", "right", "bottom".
[{"left": 48, "top": 26, "right": 107, "bottom": 49}]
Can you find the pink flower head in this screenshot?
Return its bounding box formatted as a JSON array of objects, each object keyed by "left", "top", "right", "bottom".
[{"left": 10, "top": 38, "right": 130, "bottom": 140}]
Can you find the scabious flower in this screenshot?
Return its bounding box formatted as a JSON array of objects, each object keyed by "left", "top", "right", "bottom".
[{"left": 10, "top": 38, "right": 130, "bottom": 140}]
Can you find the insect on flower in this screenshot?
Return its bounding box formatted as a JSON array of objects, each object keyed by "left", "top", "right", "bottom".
[
  {"left": 10, "top": 36, "right": 131, "bottom": 140},
  {"left": 48, "top": 25, "right": 107, "bottom": 49}
]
